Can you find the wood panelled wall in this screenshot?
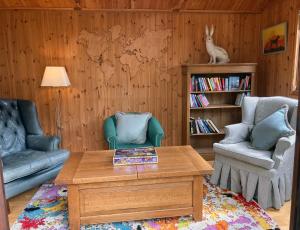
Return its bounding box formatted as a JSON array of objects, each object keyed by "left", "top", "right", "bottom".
[
  {"left": 259, "top": 0, "right": 299, "bottom": 97},
  {"left": 0, "top": 0, "right": 270, "bottom": 12},
  {"left": 0, "top": 10, "right": 260, "bottom": 152}
]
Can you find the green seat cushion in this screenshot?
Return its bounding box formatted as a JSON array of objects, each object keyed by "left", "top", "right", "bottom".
[
  {"left": 116, "top": 140, "right": 153, "bottom": 149},
  {"left": 250, "top": 105, "right": 295, "bottom": 150}
]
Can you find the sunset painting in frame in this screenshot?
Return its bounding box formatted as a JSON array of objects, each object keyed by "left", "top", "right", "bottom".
[{"left": 262, "top": 22, "right": 287, "bottom": 54}]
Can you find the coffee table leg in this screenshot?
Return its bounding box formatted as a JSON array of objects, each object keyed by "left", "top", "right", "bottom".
[
  {"left": 193, "top": 176, "right": 203, "bottom": 221},
  {"left": 68, "top": 185, "right": 80, "bottom": 230}
]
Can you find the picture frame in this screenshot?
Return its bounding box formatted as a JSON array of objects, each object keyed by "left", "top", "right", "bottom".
[{"left": 262, "top": 22, "right": 287, "bottom": 55}]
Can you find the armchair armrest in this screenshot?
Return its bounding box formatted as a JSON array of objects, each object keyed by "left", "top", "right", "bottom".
[
  {"left": 103, "top": 117, "right": 117, "bottom": 149},
  {"left": 220, "top": 123, "right": 251, "bottom": 144},
  {"left": 148, "top": 117, "right": 164, "bottom": 147},
  {"left": 27, "top": 135, "right": 60, "bottom": 151},
  {"left": 272, "top": 135, "right": 296, "bottom": 169}
]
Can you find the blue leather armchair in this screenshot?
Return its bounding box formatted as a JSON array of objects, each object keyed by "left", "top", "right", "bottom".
[
  {"left": 104, "top": 115, "right": 164, "bottom": 149},
  {"left": 0, "top": 99, "right": 69, "bottom": 199}
]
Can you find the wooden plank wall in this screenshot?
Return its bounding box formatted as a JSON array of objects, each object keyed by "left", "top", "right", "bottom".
[
  {"left": 0, "top": 10, "right": 260, "bottom": 152},
  {"left": 259, "top": 0, "right": 299, "bottom": 97},
  {"left": 0, "top": 0, "right": 270, "bottom": 12}
]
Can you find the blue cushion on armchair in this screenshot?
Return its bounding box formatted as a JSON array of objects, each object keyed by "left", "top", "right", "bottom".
[
  {"left": 250, "top": 105, "right": 295, "bottom": 150},
  {"left": 115, "top": 112, "right": 152, "bottom": 144}
]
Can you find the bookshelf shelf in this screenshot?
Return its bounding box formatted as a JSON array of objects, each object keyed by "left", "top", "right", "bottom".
[
  {"left": 190, "top": 90, "right": 252, "bottom": 94},
  {"left": 182, "top": 63, "right": 257, "bottom": 160},
  {"left": 190, "top": 104, "right": 241, "bottom": 110},
  {"left": 190, "top": 131, "right": 225, "bottom": 136}
]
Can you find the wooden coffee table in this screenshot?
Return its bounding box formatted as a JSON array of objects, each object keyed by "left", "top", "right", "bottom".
[{"left": 55, "top": 145, "right": 213, "bottom": 229}]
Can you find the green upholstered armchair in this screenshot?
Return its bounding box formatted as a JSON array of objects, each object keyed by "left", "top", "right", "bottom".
[{"left": 104, "top": 115, "right": 164, "bottom": 149}]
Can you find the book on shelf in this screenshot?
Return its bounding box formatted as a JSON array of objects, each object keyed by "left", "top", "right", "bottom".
[
  {"left": 113, "top": 147, "right": 158, "bottom": 166},
  {"left": 229, "top": 76, "right": 240, "bottom": 90},
  {"left": 190, "top": 117, "right": 221, "bottom": 135},
  {"left": 238, "top": 76, "right": 251, "bottom": 90},
  {"left": 235, "top": 92, "right": 251, "bottom": 106},
  {"left": 190, "top": 94, "right": 209, "bottom": 108},
  {"left": 190, "top": 75, "right": 251, "bottom": 92}
]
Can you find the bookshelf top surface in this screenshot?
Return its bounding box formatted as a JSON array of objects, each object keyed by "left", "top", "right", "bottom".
[
  {"left": 182, "top": 63, "right": 257, "bottom": 67},
  {"left": 182, "top": 63, "right": 257, "bottom": 74}
]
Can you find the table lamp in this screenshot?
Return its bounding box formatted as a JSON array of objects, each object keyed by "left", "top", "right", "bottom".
[{"left": 41, "top": 66, "right": 71, "bottom": 137}]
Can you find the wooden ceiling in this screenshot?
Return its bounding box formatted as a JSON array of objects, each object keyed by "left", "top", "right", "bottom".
[{"left": 0, "top": 0, "right": 271, "bottom": 12}]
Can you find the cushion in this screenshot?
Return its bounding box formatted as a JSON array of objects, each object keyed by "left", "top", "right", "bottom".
[
  {"left": 250, "top": 105, "right": 295, "bottom": 150},
  {"left": 242, "top": 96, "right": 259, "bottom": 125},
  {"left": 0, "top": 100, "right": 26, "bottom": 157},
  {"left": 2, "top": 149, "right": 69, "bottom": 183},
  {"left": 17, "top": 100, "right": 44, "bottom": 135},
  {"left": 214, "top": 142, "right": 274, "bottom": 170},
  {"left": 255, "top": 97, "right": 298, "bottom": 125},
  {"left": 220, "top": 123, "right": 251, "bottom": 144},
  {"left": 115, "top": 112, "right": 152, "bottom": 144}
]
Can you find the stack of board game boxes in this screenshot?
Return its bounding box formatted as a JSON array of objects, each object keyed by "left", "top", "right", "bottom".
[{"left": 113, "top": 147, "right": 158, "bottom": 166}]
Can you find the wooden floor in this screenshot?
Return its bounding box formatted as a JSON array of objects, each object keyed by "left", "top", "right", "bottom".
[
  {"left": 8, "top": 187, "right": 291, "bottom": 229},
  {"left": 8, "top": 188, "right": 39, "bottom": 227}
]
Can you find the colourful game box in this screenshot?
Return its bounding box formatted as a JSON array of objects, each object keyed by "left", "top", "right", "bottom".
[{"left": 113, "top": 147, "right": 158, "bottom": 166}]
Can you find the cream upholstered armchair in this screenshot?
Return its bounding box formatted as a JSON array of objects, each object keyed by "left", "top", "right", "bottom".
[{"left": 210, "top": 96, "right": 298, "bottom": 209}]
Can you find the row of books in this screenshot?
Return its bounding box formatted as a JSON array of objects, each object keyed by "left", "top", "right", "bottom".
[
  {"left": 235, "top": 92, "right": 251, "bottom": 106},
  {"left": 190, "top": 75, "right": 251, "bottom": 92},
  {"left": 190, "top": 92, "right": 251, "bottom": 108},
  {"left": 190, "top": 94, "right": 209, "bottom": 108},
  {"left": 190, "top": 117, "right": 221, "bottom": 135}
]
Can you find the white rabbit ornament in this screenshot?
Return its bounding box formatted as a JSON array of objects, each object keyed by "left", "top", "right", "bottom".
[{"left": 205, "top": 25, "right": 230, "bottom": 64}]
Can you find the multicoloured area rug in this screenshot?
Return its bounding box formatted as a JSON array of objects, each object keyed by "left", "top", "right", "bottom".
[{"left": 11, "top": 181, "right": 278, "bottom": 230}]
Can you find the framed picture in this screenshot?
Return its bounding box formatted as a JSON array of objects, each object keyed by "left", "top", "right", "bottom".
[{"left": 262, "top": 22, "right": 287, "bottom": 55}]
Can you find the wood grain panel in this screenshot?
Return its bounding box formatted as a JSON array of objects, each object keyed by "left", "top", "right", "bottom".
[
  {"left": 193, "top": 175, "right": 203, "bottom": 221},
  {"left": 183, "top": 0, "right": 270, "bottom": 12},
  {"left": 0, "top": 0, "right": 270, "bottom": 12},
  {"left": 137, "top": 146, "right": 213, "bottom": 178},
  {"left": 259, "top": 0, "right": 299, "bottom": 97},
  {"left": 80, "top": 182, "right": 192, "bottom": 215},
  {"left": 78, "top": 176, "right": 194, "bottom": 189},
  {"left": 68, "top": 185, "right": 80, "bottom": 230},
  {"left": 0, "top": 10, "right": 260, "bottom": 152},
  {"left": 73, "top": 151, "right": 137, "bottom": 184},
  {"left": 55, "top": 152, "right": 83, "bottom": 185},
  {"left": 0, "top": 0, "right": 76, "bottom": 8},
  {"left": 80, "top": 207, "right": 194, "bottom": 224}
]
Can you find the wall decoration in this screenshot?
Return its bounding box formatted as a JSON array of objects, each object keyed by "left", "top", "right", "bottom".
[
  {"left": 77, "top": 27, "right": 172, "bottom": 79},
  {"left": 205, "top": 25, "right": 230, "bottom": 64},
  {"left": 262, "top": 22, "right": 287, "bottom": 54}
]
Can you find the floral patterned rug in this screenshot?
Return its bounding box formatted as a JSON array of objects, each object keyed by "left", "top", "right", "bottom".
[{"left": 11, "top": 180, "right": 278, "bottom": 230}]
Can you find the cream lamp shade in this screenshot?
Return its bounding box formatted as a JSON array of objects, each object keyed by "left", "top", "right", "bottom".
[{"left": 41, "top": 66, "right": 71, "bottom": 87}]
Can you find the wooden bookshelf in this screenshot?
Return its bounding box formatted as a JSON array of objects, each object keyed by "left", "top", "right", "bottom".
[{"left": 182, "top": 63, "right": 257, "bottom": 160}]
